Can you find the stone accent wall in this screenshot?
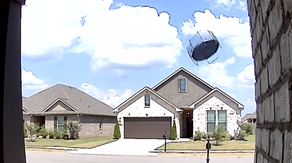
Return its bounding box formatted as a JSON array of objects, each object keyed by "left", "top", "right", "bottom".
[
  {"left": 193, "top": 96, "right": 241, "bottom": 136},
  {"left": 247, "top": 0, "right": 292, "bottom": 162}
]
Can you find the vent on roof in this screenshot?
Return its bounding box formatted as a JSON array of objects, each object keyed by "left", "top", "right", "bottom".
[{"left": 69, "top": 86, "right": 74, "bottom": 89}]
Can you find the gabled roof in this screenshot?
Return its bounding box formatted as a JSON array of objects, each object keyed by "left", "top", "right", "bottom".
[
  {"left": 152, "top": 67, "right": 214, "bottom": 90},
  {"left": 241, "top": 112, "right": 256, "bottom": 122},
  {"left": 249, "top": 112, "right": 257, "bottom": 119},
  {"left": 41, "top": 98, "right": 78, "bottom": 113},
  {"left": 113, "top": 86, "right": 182, "bottom": 113},
  {"left": 23, "top": 83, "right": 115, "bottom": 116},
  {"left": 189, "top": 87, "right": 244, "bottom": 109},
  {"left": 241, "top": 113, "right": 252, "bottom": 122}
]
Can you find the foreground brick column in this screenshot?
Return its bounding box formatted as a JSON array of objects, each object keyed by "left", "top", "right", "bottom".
[{"left": 247, "top": 0, "right": 292, "bottom": 162}]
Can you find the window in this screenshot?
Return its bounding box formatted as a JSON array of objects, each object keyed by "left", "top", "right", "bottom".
[
  {"left": 178, "top": 78, "right": 187, "bottom": 92},
  {"left": 56, "top": 116, "right": 66, "bottom": 132},
  {"left": 144, "top": 94, "right": 150, "bottom": 107},
  {"left": 207, "top": 110, "right": 216, "bottom": 132},
  {"left": 218, "top": 110, "right": 227, "bottom": 131},
  {"left": 99, "top": 117, "right": 103, "bottom": 132}
]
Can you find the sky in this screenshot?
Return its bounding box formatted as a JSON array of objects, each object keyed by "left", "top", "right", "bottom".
[{"left": 21, "top": 0, "right": 255, "bottom": 115}]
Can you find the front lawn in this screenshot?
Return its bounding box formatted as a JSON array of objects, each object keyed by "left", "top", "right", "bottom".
[
  {"left": 25, "top": 136, "right": 115, "bottom": 149},
  {"left": 157, "top": 135, "right": 255, "bottom": 151}
]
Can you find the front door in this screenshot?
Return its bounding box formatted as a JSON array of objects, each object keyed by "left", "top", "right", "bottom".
[{"left": 186, "top": 117, "right": 193, "bottom": 138}]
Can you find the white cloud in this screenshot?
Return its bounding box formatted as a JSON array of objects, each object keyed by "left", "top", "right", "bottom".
[
  {"left": 22, "top": 0, "right": 182, "bottom": 71},
  {"left": 216, "top": 0, "right": 236, "bottom": 6},
  {"left": 207, "top": 0, "right": 246, "bottom": 11},
  {"left": 181, "top": 9, "right": 251, "bottom": 58},
  {"left": 237, "top": 1, "right": 247, "bottom": 11},
  {"left": 21, "top": 69, "right": 48, "bottom": 90},
  {"left": 238, "top": 64, "right": 254, "bottom": 83},
  {"left": 197, "top": 57, "right": 236, "bottom": 88},
  {"left": 81, "top": 83, "right": 133, "bottom": 107}
]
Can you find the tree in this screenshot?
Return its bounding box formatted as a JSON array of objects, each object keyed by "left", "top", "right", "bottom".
[
  {"left": 210, "top": 127, "right": 227, "bottom": 146},
  {"left": 170, "top": 120, "right": 177, "bottom": 140},
  {"left": 24, "top": 122, "right": 40, "bottom": 142},
  {"left": 65, "top": 121, "right": 82, "bottom": 139},
  {"left": 234, "top": 121, "right": 254, "bottom": 140},
  {"left": 113, "top": 121, "right": 121, "bottom": 139}
]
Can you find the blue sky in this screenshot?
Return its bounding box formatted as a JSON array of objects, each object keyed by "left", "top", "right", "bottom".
[{"left": 21, "top": 0, "right": 255, "bottom": 115}]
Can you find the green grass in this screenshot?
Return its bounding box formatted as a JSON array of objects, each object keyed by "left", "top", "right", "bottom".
[
  {"left": 25, "top": 136, "right": 115, "bottom": 149},
  {"left": 157, "top": 135, "right": 255, "bottom": 151}
]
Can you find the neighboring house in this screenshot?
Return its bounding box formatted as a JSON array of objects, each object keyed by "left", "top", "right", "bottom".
[
  {"left": 241, "top": 112, "right": 257, "bottom": 124},
  {"left": 113, "top": 67, "right": 244, "bottom": 139},
  {"left": 23, "top": 84, "right": 116, "bottom": 138}
]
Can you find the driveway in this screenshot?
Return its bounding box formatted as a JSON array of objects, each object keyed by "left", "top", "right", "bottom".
[{"left": 68, "top": 139, "right": 167, "bottom": 156}]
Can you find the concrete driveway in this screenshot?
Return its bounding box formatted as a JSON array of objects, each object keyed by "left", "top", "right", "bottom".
[{"left": 68, "top": 139, "right": 167, "bottom": 156}]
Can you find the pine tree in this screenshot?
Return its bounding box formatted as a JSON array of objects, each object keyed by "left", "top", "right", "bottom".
[
  {"left": 170, "top": 120, "right": 177, "bottom": 140},
  {"left": 113, "top": 121, "right": 121, "bottom": 139}
]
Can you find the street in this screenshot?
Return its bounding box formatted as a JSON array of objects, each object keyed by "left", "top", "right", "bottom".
[{"left": 25, "top": 150, "right": 254, "bottom": 163}]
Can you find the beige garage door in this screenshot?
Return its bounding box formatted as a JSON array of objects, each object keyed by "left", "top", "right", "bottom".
[{"left": 124, "top": 117, "right": 172, "bottom": 139}]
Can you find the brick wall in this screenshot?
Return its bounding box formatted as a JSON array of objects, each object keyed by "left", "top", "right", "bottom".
[
  {"left": 247, "top": 0, "right": 292, "bottom": 162},
  {"left": 45, "top": 115, "right": 116, "bottom": 138}
]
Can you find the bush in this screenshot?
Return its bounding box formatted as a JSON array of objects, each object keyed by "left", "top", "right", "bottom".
[
  {"left": 234, "top": 121, "right": 254, "bottom": 140},
  {"left": 38, "top": 125, "right": 48, "bottom": 138},
  {"left": 193, "top": 130, "right": 203, "bottom": 141},
  {"left": 113, "top": 121, "right": 121, "bottom": 139},
  {"left": 170, "top": 120, "right": 177, "bottom": 140},
  {"left": 54, "top": 131, "right": 62, "bottom": 139},
  {"left": 210, "top": 127, "right": 227, "bottom": 146},
  {"left": 23, "top": 125, "right": 28, "bottom": 138},
  {"left": 24, "top": 122, "right": 40, "bottom": 142},
  {"left": 48, "top": 131, "right": 55, "bottom": 139},
  {"left": 66, "top": 121, "right": 82, "bottom": 139}
]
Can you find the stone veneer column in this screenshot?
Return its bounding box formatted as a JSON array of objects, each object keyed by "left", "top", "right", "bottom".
[{"left": 247, "top": 0, "right": 292, "bottom": 162}]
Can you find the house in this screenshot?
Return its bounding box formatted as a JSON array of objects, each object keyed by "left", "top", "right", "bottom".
[
  {"left": 241, "top": 112, "right": 257, "bottom": 124},
  {"left": 113, "top": 67, "right": 244, "bottom": 139},
  {"left": 23, "top": 84, "right": 116, "bottom": 138}
]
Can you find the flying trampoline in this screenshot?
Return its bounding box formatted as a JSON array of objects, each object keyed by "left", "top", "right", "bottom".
[{"left": 187, "top": 30, "right": 221, "bottom": 66}]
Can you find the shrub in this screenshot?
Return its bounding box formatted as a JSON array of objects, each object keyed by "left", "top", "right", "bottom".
[
  {"left": 210, "top": 127, "right": 227, "bottom": 146},
  {"left": 170, "top": 120, "right": 177, "bottom": 140},
  {"left": 193, "top": 130, "right": 203, "bottom": 141},
  {"left": 48, "top": 131, "right": 55, "bottom": 139},
  {"left": 54, "top": 131, "right": 62, "bottom": 139},
  {"left": 66, "top": 121, "right": 82, "bottom": 139},
  {"left": 24, "top": 122, "right": 40, "bottom": 142},
  {"left": 38, "top": 125, "right": 48, "bottom": 138},
  {"left": 113, "top": 121, "right": 121, "bottom": 139},
  {"left": 234, "top": 121, "right": 254, "bottom": 140},
  {"left": 23, "top": 125, "right": 28, "bottom": 138}
]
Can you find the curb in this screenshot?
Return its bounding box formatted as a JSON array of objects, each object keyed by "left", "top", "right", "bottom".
[
  {"left": 26, "top": 146, "right": 78, "bottom": 151},
  {"left": 150, "top": 150, "right": 255, "bottom": 153}
]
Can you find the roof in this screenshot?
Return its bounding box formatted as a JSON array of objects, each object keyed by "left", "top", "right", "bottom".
[
  {"left": 22, "top": 83, "right": 115, "bottom": 116},
  {"left": 249, "top": 112, "right": 257, "bottom": 119},
  {"left": 113, "top": 86, "right": 182, "bottom": 113},
  {"left": 241, "top": 112, "right": 256, "bottom": 122},
  {"left": 189, "top": 87, "right": 244, "bottom": 109},
  {"left": 152, "top": 67, "right": 214, "bottom": 90}
]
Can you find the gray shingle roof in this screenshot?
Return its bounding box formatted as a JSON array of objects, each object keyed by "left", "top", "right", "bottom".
[
  {"left": 23, "top": 83, "right": 115, "bottom": 116},
  {"left": 241, "top": 112, "right": 253, "bottom": 122}
]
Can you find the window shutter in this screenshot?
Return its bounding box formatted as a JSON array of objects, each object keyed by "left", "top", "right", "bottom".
[
  {"left": 64, "top": 116, "right": 67, "bottom": 126},
  {"left": 54, "top": 117, "right": 57, "bottom": 131}
]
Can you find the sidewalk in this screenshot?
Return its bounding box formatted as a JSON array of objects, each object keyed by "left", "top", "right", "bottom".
[
  {"left": 26, "top": 146, "right": 254, "bottom": 154},
  {"left": 151, "top": 149, "right": 255, "bottom": 153}
]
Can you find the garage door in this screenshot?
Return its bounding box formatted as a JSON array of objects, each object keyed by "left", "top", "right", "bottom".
[{"left": 124, "top": 117, "right": 172, "bottom": 139}]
